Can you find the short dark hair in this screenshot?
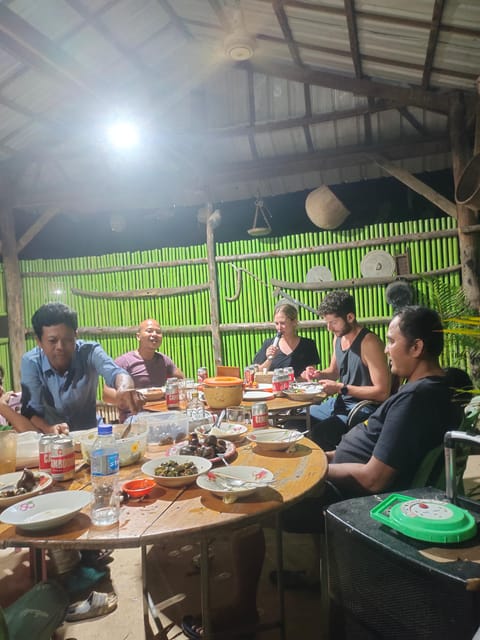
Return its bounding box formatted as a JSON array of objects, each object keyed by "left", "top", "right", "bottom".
[
  {"left": 394, "top": 305, "right": 444, "bottom": 357},
  {"left": 32, "top": 303, "right": 78, "bottom": 340},
  {"left": 318, "top": 291, "right": 355, "bottom": 318}
]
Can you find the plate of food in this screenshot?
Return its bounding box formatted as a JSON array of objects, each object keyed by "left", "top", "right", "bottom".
[
  {"left": 243, "top": 390, "right": 274, "bottom": 401},
  {"left": 196, "top": 466, "right": 274, "bottom": 503},
  {"left": 138, "top": 387, "right": 165, "bottom": 401},
  {"left": 246, "top": 428, "right": 304, "bottom": 451},
  {"left": 0, "top": 490, "right": 90, "bottom": 531},
  {"left": 142, "top": 455, "right": 212, "bottom": 488},
  {"left": 167, "top": 433, "right": 236, "bottom": 464},
  {"left": 0, "top": 470, "right": 53, "bottom": 508},
  {"left": 195, "top": 422, "right": 248, "bottom": 443},
  {"left": 283, "top": 384, "right": 324, "bottom": 402}
]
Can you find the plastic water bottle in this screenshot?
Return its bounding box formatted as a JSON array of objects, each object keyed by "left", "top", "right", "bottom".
[{"left": 90, "top": 424, "right": 120, "bottom": 527}]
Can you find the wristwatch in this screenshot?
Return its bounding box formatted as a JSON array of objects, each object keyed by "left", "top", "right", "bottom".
[{"left": 340, "top": 384, "right": 348, "bottom": 395}]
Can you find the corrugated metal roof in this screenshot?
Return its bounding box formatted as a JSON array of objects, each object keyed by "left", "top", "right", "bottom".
[{"left": 0, "top": 0, "right": 476, "bottom": 213}]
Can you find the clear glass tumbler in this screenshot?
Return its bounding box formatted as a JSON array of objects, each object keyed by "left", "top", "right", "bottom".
[{"left": 0, "top": 430, "right": 17, "bottom": 474}]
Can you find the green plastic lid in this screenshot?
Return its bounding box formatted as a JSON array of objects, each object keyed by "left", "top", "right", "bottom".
[{"left": 370, "top": 494, "right": 477, "bottom": 543}]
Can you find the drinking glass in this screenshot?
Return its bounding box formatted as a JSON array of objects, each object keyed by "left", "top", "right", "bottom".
[
  {"left": 0, "top": 430, "right": 17, "bottom": 474},
  {"left": 179, "top": 378, "right": 196, "bottom": 410},
  {"left": 226, "top": 406, "right": 247, "bottom": 425}
]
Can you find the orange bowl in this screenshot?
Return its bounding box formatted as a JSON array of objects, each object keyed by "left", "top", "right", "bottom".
[{"left": 122, "top": 478, "right": 156, "bottom": 499}]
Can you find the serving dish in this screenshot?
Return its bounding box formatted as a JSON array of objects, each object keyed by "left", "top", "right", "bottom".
[
  {"left": 138, "top": 386, "right": 165, "bottom": 401},
  {"left": 195, "top": 422, "right": 248, "bottom": 443},
  {"left": 246, "top": 428, "right": 304, "bottom": 451},
  {"left": 243, "top": 390, "right": 274, "bottom": 401},
  {"left": 122, "top": 478, "right": 156, "bottom": 499},
  {"left": 196, "top": 466, "right": 274, "bottom": 503},
  {"left": 202, "top": 376, "right": 244, "bottom": 409},
  {"left": 0, "top": 490, "right": 90, "bottom": 531},
  {"left": 79, "top": 423, "right": 147, "bottom": 467},
  {"left": 141, "top": 455, "right": 212, "bottom": 488},
  {"left": 0, "top": 471, "right": 53, "bottom": 509},
  {"left": 167, "top": 439, "right": 236, "bottom": 464},
  {"left": 282, "top": 384, "right": 324, "bottom": 402}
]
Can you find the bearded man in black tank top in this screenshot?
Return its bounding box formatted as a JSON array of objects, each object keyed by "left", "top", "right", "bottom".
[{"left": 303, "top": 291, "right": 391, "bottom": 449}]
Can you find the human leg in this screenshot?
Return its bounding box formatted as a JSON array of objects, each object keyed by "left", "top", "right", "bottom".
[{"left": 310, "top": 414, "right": 348, "bottom": 450}]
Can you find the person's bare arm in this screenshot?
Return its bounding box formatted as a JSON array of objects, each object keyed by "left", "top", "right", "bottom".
[
  {"left": 112, "top": 372, "right": 144, "bottom": 415},
  {"left": 28, "top": 414, "right": 69, "bottom": 435},
  {"left": 327, "top": 455, "right": 397, "bottom": 495},
  {"left": 174, "top": 367, "right": 185, "bottom": 379},
  {"left": 102, "top": 384, "right": 117, "bottom": 404},
  {"left": 0, "top": 399, "right": 36, "bottom": 433}
]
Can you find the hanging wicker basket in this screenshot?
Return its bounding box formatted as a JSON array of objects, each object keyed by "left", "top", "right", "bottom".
[{"left": 305, "top": 186, "right": 350, "bottom": 229}]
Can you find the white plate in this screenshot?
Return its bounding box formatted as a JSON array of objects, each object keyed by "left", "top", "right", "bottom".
[
  {"left": 196, "top": 465, "right": 274, "bottom": 503},
  {"left": 257, "top": 383, "right": 273, "bottom": 390},
  {"left": 0, "top": 471, "right": 53, "bottom": 508},
  {"left": 0, "top": 490, "right": 91, "bottom": 531},
  {"left": 243, "top": 390, "right": 274, "bottom": 401},
  {"left": 246, "top": 428, "right": 304, "bottom": 451},
  {"left": 195, "top": 423, "right": 248, "bottom": 443}
]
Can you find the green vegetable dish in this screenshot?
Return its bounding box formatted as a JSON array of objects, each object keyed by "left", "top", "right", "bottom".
[{"left": 154, "top": 460, "right": 198, "bottom": 477}]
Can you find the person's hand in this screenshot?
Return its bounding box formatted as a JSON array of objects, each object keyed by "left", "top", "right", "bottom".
[
  {"left": 318, "top": 379, "right": 342, "bottom": 396},
  {"left": 45, "top": 422, "right": 69, "bottom": 435},
  {"left": 301, "top": 366, "right": 319, "bottom": 381},
  {"left": 116, "top": 389, "right": 145, "bottom": 415},
  {"left": 266, "top": 344, "right": 280, "bottom": 360}
]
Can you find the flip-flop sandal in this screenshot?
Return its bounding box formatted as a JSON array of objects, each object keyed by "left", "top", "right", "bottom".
[
  {"left": 65, "top": 590, "right": 118, "bottom": 622},
  {"left": 182, "top": 614, "right": 203, "bottom": 639},
  {"left": 81, "top": 549, "right": 114, "bottom": 568},
  {"left": 62, "top": 565, "right": 107, "bottom": 595}
]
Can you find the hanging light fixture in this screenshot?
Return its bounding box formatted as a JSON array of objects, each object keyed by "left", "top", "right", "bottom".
[{"left": 247, "top": 198, "right": 272, "bottom": 237}]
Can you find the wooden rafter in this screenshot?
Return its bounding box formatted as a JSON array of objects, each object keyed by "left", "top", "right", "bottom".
[
  {"left": 272, "top": 0, "right": 304, "bottom": 67},
  {"left": 397, "top": 107, "right": 428, "bottom": 136},
  {"left": 303, "top": 84, "right": 314, "bottom": 153},
  {"left": 157, "top": 0, "right": 193, "bottom": 41},
  {"left": 207, "top": 0, "right": 231, "bottom": 32},
  {"left": 422, "top": 0, "right": 445, "bottom": 89},
  {"left": 344, "top": 0, "right": 362, "bottom": 78},
  {"left": 247, "top": 67, "right": 259, "bottom": 160}
]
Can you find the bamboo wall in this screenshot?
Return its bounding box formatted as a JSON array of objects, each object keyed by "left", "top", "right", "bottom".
[{"left": 0, "top": 215, "right": 463, "bottom": 392}]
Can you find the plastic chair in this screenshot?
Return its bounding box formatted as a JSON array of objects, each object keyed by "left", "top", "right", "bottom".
[{"left": 0, "top": 581, "right": 68, "bottom": 640}]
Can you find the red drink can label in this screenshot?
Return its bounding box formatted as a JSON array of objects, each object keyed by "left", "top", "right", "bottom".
[
  {"left": 165, "top": 380, "right": 180, "bottom": 409},
  {"left": 244, "top": 366, "right": 254, "bottom": 387},
  {"left": 50, "top": 436, "right": 75, "bottom": 481},
  {"left": 252, "top": 402, "right": 268, "bottom": 428},
  {"left": 285, "top": 367, "right": 295, "bottom": 382},
  {"left": 197, "top": 367, "right": 208, "bottom": 383},
  {"left": 38, "top": 434, "right": 59, "bottom": 471}
]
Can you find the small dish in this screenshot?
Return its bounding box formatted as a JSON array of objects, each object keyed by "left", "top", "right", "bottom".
[
  {"left": 0, "top": 490, "right": 90, "bottom": 531},
  {"left": 246, "top": 428, "right": 304, "bottom": 451},
  {"left": 122, "top": 478, "right": 156, "bottom": 499},
  {"left": 0, "top": 471, "right": 53, "bottom": 508},
  {"left": 243, "top": 390, "right": 274, "bottom": 401},
  {"left": 142, "top": 455, "right": 212, "bottom": 488},
  {"left": 138, "top": 387, "right": 165, "bottom": 401},
  {"left": 167, "top": 439, "right": 236, "bottom": 464},
  {"left": 283, "top": 384, "right": 325, "bottom": 402},
  {"left": 195, "top": 423, "right": 248, "bottom": 443},
  {"left": 196, "top": 466, "right": 274, "bottom": 503}
]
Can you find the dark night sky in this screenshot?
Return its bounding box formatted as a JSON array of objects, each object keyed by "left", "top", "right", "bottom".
[{"left": 14, "top": 168, "right": 455, "bottom": 260}]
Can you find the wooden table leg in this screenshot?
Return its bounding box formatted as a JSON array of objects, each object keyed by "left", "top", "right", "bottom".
[
  {"left": 199, "top": 536, "right": 212, "bottom": 638},
  {"left": 275, "top": 514, "right": 286, "bottom": 640},
  {"left": 142, "top": 545, "right": 174, "bottom": 640}
]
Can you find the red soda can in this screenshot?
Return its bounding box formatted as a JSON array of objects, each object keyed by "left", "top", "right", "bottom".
[
  {"left": 50, "top": 436, "right": 75, "bottom": 481},
  {"left": 38, "top": 434, "right": 59, "bottom": 472},
  {"left": 165, "top": 378, "right": 180, "bottom": 409},
  {"left": 244, "top": 366, "right": 254, "bottom": 387},
  {"left": 197, "top": 367, "right": 208, "bottom": 384},
  {"left": 251, "top": 402, "right": 268, "bottom": 428}
]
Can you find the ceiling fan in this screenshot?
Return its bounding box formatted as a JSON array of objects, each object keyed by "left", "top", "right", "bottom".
[{"left": 224, "top": 1, "right": 257, "bottom": 62}]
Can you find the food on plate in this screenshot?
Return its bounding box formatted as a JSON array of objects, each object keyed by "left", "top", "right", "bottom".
[
  {"left": 178, "top": 433, "right": 227, "bottom": 459},
  {"left": 0, "top": 468, "right": 39, "bottom": 498},
  {"left": 154, "top": 460, "right": 198, "bottom": 477}
]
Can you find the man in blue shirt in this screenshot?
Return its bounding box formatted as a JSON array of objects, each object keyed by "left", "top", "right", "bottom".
[{"left": 21, "top": 303, "right": 143, "bottom": 433}]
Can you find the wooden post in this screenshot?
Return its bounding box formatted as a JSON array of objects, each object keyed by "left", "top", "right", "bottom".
[
  {"left": 449, "top": 91, "right": 480, "bottom": 311},
  {"left": 206, "top": 210, "right": 223, "bottom": 368},
  {"left": 0, "top": 179, "right": 25, "bottom": 390}
]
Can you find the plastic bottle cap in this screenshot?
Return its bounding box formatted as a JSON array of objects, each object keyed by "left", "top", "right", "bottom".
[{"left": 98, "top": 424, "right": 113, "bottom": 436}]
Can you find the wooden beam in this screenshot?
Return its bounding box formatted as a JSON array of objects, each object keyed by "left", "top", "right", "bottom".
[
  {"left": 0, "top": 178, "right": 25, "bottom": 390},
  {"left": 449, "top": 91, "right": 480, "bottom": 311},
  {"left": 344, "top": 0, "right": 362, "bottom": 78},
  {"left": 12, "top": 135, "right": 452, "bottom": 210},
  {"left": 422, "top": 0, "right": 445, "bottom": 89},
  {"left": 206, "top": 213, "right": 222, "bottom": 367},
  {"left": 16, "top": 207, "right": 60, "bottom": 253},
  {"left": 249, "top": 59, "right": 451, "bottom": 113},
  {"left": 272, "top": 0, "right": 304, "bottom": 67},
  {"left": 371, "top": 154, "right": 457, "bottom": 218}
]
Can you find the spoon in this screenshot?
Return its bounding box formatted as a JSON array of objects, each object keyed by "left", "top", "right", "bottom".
[{"left": 120, "top": 416, "right": 134, "bottom": 439}]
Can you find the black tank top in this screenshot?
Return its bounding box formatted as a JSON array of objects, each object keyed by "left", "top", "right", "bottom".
[{"left": 334, "top": 327, "right": 372, "bottom": 414}]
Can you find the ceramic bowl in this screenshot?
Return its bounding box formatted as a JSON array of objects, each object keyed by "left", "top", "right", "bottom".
[
  {"left": 141, "top": 455, "right": 212, "bottom": 488},
  {"left": 246, "top": 428, "right": 304, "bottom": 451},
  {"left": 195, "top": 422, "right": 248, "bottom": 443},
  {"left": 283, "top": 384, "right": 325, "bottom": 402},
  {"left": 196, "top": 465, "right": 274, "bottom": 503},
  {"left": 122, "top": 478, "right": 156, "bottom": 499}
]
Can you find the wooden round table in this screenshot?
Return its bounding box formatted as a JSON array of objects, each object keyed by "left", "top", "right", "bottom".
[{"left": 0, "top": 435, "right": 327, "bottom": 639}]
